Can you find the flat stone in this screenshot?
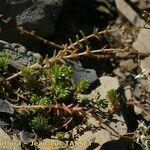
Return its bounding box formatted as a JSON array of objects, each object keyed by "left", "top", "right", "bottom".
[
  {"left": 94, "top": 129, "right": 112, "bottom": 146},
  {"left": 115, "top": 0, "right": 150, "bottom": 54},
  {"left": 113, "top": 68, "right": 125, "bottom": 79},
  {"left": 19, "top": 130, "right": 37, "bottom": 144},
  {"left": 124, "top": 85, "right": 132, "bottom": 101},
  {"left": 120, "top": 59, "right": 137, "bottom": 71},
  {"left": 141, "top": 77, "right": 150, "bottom": 93},
  {"left": 38, "top": 139, "right": 70, "bottom": 150},
  {"left": 32, "top": 53, "right": 42, "bottom": 59},
  {"left": 134, "top": 105, "right": 142, "bottom": 115},
  {"left": 66, "top": 59, "right": 99, "bottom": 87},
  {"left": 140, "top": 56, "right": 150, "bottom": 75},
  {"left": 72, "top": 131, "right": 95, "bottom": 150},
  {"left": 95, "top": 76, "right": 120, "bottom": 99},
  {"left": 73, "top": 129, "right": 112, "bottom": 150},
  {"left": 115, "top": 0, "right": 145, "bottom": 27},
  {"left": 0, "top": 99, "right": 14, "bottom": 114},
  {"left": 27, "top": 51, "right": 33, "bottom": 56},
  {"left": 133, "top": 29, "right": 150, "bottom": 53},
  {"left": 133, "top": 87, "right": 143, "bottom": 98},
  {"left": 109, "top": 114, "right": 127, "bottom": 135},
  {"left": 87, "top": 115, "right": 99, "bottom": 127}
]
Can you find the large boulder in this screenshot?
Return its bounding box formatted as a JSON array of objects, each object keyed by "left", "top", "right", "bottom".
[{"left": 0, "top": 0, "right": 63, "bottom": 37}]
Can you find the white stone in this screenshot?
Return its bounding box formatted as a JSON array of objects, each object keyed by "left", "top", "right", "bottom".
[
  {"left": 87, "top": 115, "right": 99, "bottom": 127},
  {"left": 97, "top": 76, "right": 120, "bottom": 99},
  {"left": 115, "top": 0, "right": 150, "bottom": 54},
  {"left": 141, "top": 56, "right": 150, "bottom": 75},
  {"left": 124, "top": 85, "right": 132, "bottom": 101},
  {"left": 133, "top": 29, "right": 150, "bottom": 53},
  {"left": 115, "top": 0, "right": 145, "bottom": 27},
  {"left": 120, "top": 59, "right": 137, "bottom": 71},
  {"left": 38, "top": 139, "right": 70, "bottom": 150},
  {"left": 134, "top": 105, "right": 143, "bottom": 115},
  {"left": 109, "top": 114, "right": 127, "bottom": 135},
  {"left": 94, "top": 129, "right": 112, "bottom": 145},
  {"left": 141, "top": 77, "right": 150, "bottom": 93},
  {"left": 72, "top": 131, "right": 95, "bottom": 150}
]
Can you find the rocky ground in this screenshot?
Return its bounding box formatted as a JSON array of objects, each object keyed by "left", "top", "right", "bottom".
[{"left": 0, "top": 0, "right": 150, "bottom": 150}]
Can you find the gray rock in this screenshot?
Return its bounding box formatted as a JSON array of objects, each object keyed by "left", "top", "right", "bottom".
[
  {"left": 133, "top": 86, "right": 143, "bottom": 98},
  {"left": 0, "top": 40, "right": 41, "bottom": 68},
  {"left": 32, "top": 52, "right": 42, "bottom": 59},
  {"left": 27, "top": 51, "right": 33, "bottom": 56},
  {"left": 137, "top": 0, "right": 150, "bottom": 10},
  {"left": 0, "top": 0, "right": 63, "bottom": 37},
  {"left": 72, "top": 113, "right": 127, "bottom": 150},
  {"left": 66, "top": 59, "right": 99, "bottom": 88},
  {"left": 87, "top": 115, "right": 99, "bottom": 127},
  {"left": 0, "top": 99, "right": 14, "bottom": 114},
  {"left": 19, "top": 130, "right": 37, "bottom": 144}
]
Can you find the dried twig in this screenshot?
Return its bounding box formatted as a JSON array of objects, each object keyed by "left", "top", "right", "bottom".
[
  {"left": 11, "top": 102, "right": 122, "bottom": 137},
  {"left": 6, "top": 46, "right": 150, "bottom": 81},
  {"left": 11, "top": 103, "right": 89, "bottom": 115},
  {"left": 17, "top": 27, "right": 63, "bottom": 49}
]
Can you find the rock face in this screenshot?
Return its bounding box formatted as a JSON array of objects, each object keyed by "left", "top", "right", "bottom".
[{"left": 0, "top": 0, "right": 63, "bottom": 37}]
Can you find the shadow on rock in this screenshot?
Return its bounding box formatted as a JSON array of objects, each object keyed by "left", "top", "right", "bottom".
[{"left": 100, "top": 138, "right": 142, "bottom": 150}]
